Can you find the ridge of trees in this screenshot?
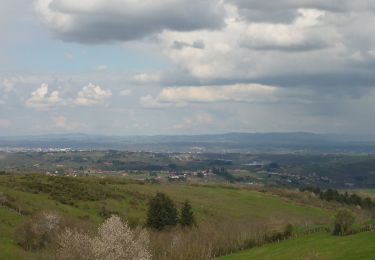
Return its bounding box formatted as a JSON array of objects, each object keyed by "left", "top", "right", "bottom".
[{"left": 300, "top": 186, "right": 374, "bottom": 209}]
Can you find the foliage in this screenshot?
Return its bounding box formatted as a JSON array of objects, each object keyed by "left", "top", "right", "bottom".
[
  {"left": 15, "top": 211, "right": 61, "bottom": 250},
  {"left": 150, "top": 220, "right": 299, "bottom": 260},
  {"left": 57, "top": 215, "right": 151, "bottom": 260},
  {"left": 179, "top": 200, "right": 195, "bottom": 227},
  {"left": 333, "top": 209, "right": 355, "bottom": 236},
  {"left": 212, "top": 167, "right": 237, "bottom": 183},
  {"left": 0, "top": 174, "right": 332, "bottom": 259},
  {"left": 146, "top": 192, "right": 177, "bottom": 230},
  {"left": 300, "top": 186, "right": 375, "bottom": 209},
  {"left": 283, "top": 224, "right": 294, "bottom": 238}
]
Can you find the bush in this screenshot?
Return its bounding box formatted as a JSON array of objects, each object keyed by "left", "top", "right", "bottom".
[
  {"left": 333, "top": 209, "right": 355, "bottom": 236},
  {"left": 15, "top": 211, "right": 61, "bottom": 250},
  {"left": 57, "top": 215, "right": 151, "bottom": 260},
  {"left": 146, "top": 192, "right": 177, "bottom": 230},
  {"left": 283, "top": 224, "right": 293, "bottom": 238}
]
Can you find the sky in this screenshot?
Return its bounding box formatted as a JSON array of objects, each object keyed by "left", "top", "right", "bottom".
[{"left": 1, "top": 0, "right": 375, "bottom": 135}]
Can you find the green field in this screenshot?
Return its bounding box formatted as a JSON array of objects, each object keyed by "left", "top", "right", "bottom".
[
  {"left": 0, "top": 174, "right": 331, "bottom": 224},
  {"left": 0, "top": 174, "right": 334, "bottom": 259},
  {"left": 2, "top": 174, "right": 374, "bottom": 259},
  {"left": 218, "top": 231, "right": 375, "bottom": 260}
]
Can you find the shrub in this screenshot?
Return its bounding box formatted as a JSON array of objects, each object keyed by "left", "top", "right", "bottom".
[
  {"left": 146, "top": 192, "right": 177, "bottom": 230},
  {"left": 283, "top": 224, "right": 293, "bottom": 238},
  {"left": 333, "top": 209, "right": 355, "bottom": 236},
  {"left": 57, "top": 215, "right": 151, "bottom": 260},
  {"left": 15, "top": 211, "right": 61, "bottom": 250}
]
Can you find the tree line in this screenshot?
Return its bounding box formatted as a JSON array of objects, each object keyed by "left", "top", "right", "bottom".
[{"left": 300, "top": 186, "right": 374, "bottom": 209}]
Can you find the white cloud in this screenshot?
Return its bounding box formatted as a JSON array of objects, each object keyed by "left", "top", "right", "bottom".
[
  {"left": 119, "top": 89, "right": 132, "bottom": 96},
  {"left": 75, "top": 83, "right": 112, "bottom": 106},
  {"left": 132, "top": 73, "right": 160, "bottom": 84},
  {"left": 2, "top": 78, "right": 16, "bottom": 92},
  {"left": 241, "top": 9, "right": 330, "bottom": 51},
  {"left": 25, "top": 82, "right": 113, "bottom": 110},
  {"left": 25, "top": 83, "right": 64, "bottom": 109},
  {"left": 159, "top": 7, "right": 341, "bottom": 79},
  {"left": 140, "top": 83, "right": 278, "bottom": 108}
]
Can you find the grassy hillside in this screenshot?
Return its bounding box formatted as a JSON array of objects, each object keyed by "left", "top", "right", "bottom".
[
  {"left": 218, "top": 231, "right": 375, "bottom": 260},
  {"left": 0, "top": 174, "right": 331, "bottom": 224},
  {"left": 0, "top": 174, "right": 333, "bottom": 259}
]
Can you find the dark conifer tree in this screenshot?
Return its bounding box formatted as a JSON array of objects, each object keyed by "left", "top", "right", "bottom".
[
  {"left": 179, "top": 200, "right": 195, "bottom": 227},
  {"left": 146, "top": 192, "right": 177, "bottom": 230}
]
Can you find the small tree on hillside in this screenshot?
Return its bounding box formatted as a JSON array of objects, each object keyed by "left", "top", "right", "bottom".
[
  {"left": 57, "top": 215, "right": 150, "bottom": 260},
  {"left": 333, "top": 209, "right": 355, "bottom": 236},
  {"left": 146, "top": 192, "right": 177, "bottom": 230},
  {"left": 179, "top": 200, "right": 195, "bottom": 227}
]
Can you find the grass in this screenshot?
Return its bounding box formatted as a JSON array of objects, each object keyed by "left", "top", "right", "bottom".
[
  {"left": 218, "top": 231, "right": 375, "bottom": 260},
  {"left": 0, "top": 174, "right": 334, "bottom": 259},
  {"left": 0, "top": 175, "right": 331, "bottom": 224},
  {"left": 120, "top": 183, "right": 331, "bottom": 224}
]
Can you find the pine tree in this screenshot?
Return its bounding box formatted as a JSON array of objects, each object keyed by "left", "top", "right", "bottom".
[
  {"left": 146, "top": 192, "right": 177, "bottom": 230},
  {"left": 179, "top": 200, "right": 195, "bottom": 227}
]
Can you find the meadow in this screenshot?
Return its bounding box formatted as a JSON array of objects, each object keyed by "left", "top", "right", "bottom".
[
  {"left": 219, "top": 230, "right": 375, "bottom": 260},
  {"left": 0, "top": 173, "right": 335, "bottom": 259},
  {"left": 1, "top": 173, "right": 374, "bottom": 259}
]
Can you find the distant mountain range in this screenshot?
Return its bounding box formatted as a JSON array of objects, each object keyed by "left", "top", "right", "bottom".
[{"left": 1, "top": 132, "right": 375, "bottom": 152}]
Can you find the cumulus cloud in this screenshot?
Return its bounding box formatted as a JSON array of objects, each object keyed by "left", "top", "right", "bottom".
[
  {"left": 241, "top": 9, "right": 331, "bottom": 51},
  {"left": 25, "top": 83, "right": 65, "bottom": 109},
  {"left": 159, "top": 7, "right": 342, "bottom": 79},
  {"left": 35, "top": 0, "right": 225, "bottom": 43},
  {"left": 1, "top": 78, "right": 16, "bottom": 92},
  {"left": 119, "top": 89, "right": 132, "bottom": 96},
  {"left": 4, "top": 0, "right": 375, "bottom": 135},
  {"left": 140, "top": 83, "right": 278, "bottom": 108},
  {"left": 25, "top": 82, "right": 113, "bottom": 109},
  {"left": 132, "top": 73, "right": 161, "bottom": 84},
  {"left": 75, "top": 83, "right": 112, "bottom": 106}
]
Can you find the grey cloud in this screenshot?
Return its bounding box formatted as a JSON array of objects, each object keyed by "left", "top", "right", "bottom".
[
  {"left": 242, "top": 39, "right": 329, "bottom": 52},
  {"left": 36, "top": 0, "right": 225, "bottom": 44},
  {"left": 171, "top": 40, "right": 205, "bottom": 50},
  {"left": 237, "top": 9, "right": 298, "bottom": 24},
  {"left": 226, "top": 0, "right": 344, "bottom": 23},
  {"left": 228, "top": 0, "right": 346, "bottom": 12},
  {"left": 226, "top": 0, "right": 375, "bottom": 23}
]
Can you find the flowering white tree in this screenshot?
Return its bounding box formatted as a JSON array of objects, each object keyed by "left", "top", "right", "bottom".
[{"left": 57, "top": 215, "right": 151, "bottom": 260}]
